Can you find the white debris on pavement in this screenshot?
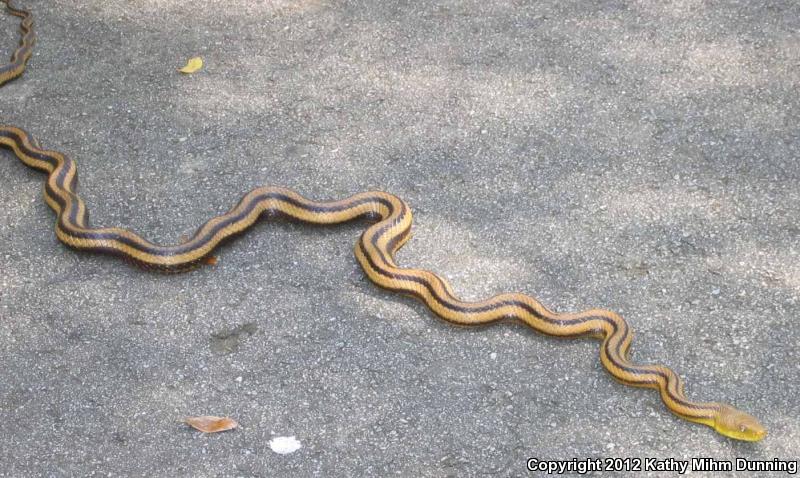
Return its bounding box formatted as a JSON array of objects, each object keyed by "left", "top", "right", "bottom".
[{"left": 269, "top": 436, "right": 302, "bottom": 455}]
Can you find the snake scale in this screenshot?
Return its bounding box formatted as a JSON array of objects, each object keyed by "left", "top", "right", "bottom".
[{"left": 0, "top": 0, "right": 766, "bottom": 441}]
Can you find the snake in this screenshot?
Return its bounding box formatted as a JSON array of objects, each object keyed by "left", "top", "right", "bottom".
[
  {"left": 0, "top": 0, "right": 766, "bottom": 441},
  {"left": 0, "top": 0, "right": 33, "bottom": 85}
]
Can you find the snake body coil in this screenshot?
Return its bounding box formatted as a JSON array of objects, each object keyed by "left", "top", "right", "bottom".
[
  {"left": 0, "top": 1, "right": 765, "bottom": 441},
  {"left": 0, "top": 0, "right": 33, "bottom": 86}
]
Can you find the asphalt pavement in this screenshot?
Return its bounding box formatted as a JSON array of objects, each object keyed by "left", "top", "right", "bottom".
[{"left": 1, "top": 1, "right": 798, "bottom": 476}]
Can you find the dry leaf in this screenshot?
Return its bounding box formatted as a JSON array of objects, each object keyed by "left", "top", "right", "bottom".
[
  {"left": 184, "top": 415, "right": 238, "bottom": 433},
  {"left": 203, "top": 255, "right": 218, "bottom": 266},
  {"left": 179, "top": 56, "right": 203, "bottom": 74}
]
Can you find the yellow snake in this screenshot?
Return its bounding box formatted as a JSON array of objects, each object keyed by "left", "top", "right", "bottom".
[
  {"left": 0, "top": 0, "right": 766, "bottom": 441},
  {"left": 0, "top": 0, "right": 33, "bottom": 85}
]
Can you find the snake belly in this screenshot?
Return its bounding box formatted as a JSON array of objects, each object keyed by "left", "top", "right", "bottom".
[{"left": 0, "top": 1, "right": 766, "bottom": 442}]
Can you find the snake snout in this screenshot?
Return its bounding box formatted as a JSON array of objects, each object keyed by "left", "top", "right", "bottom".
[{"left": 714, "top": 404, "right": 766, "bottom": 442}]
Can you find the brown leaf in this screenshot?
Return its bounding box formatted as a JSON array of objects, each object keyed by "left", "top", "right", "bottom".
[
  {"left": 184, "top": 415, "right": 238, "bottom": 433},
  {"left": 203, "top": 255, "right": 218, "bottom": 266}
]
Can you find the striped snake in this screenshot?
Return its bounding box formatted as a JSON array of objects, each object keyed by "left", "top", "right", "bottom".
[
  {"left": 0, "top": 0, "right": 765, "bottom": 441},
  {"left": 0, "top": 0, "right": 33, "bottom": 85}
]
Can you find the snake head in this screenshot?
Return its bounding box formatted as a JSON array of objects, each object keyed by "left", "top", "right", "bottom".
[{"left": 713, "top": 404, "right": 766, "bottom": 442}]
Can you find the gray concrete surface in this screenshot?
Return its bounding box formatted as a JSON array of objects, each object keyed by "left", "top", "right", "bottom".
[{"left": 1, "top": 0, "right": 798, "bottom": 476}]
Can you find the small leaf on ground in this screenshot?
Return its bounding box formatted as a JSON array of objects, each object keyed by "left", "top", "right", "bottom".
[
  {"left": 179, "top": 57, "right": 203, "bottom": 74},
  {"left": 184, "top": 415, "right": 238, "bottom": 433},
  {"left": 203, "top": 255, "right": 218, "bottom": 266}
]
